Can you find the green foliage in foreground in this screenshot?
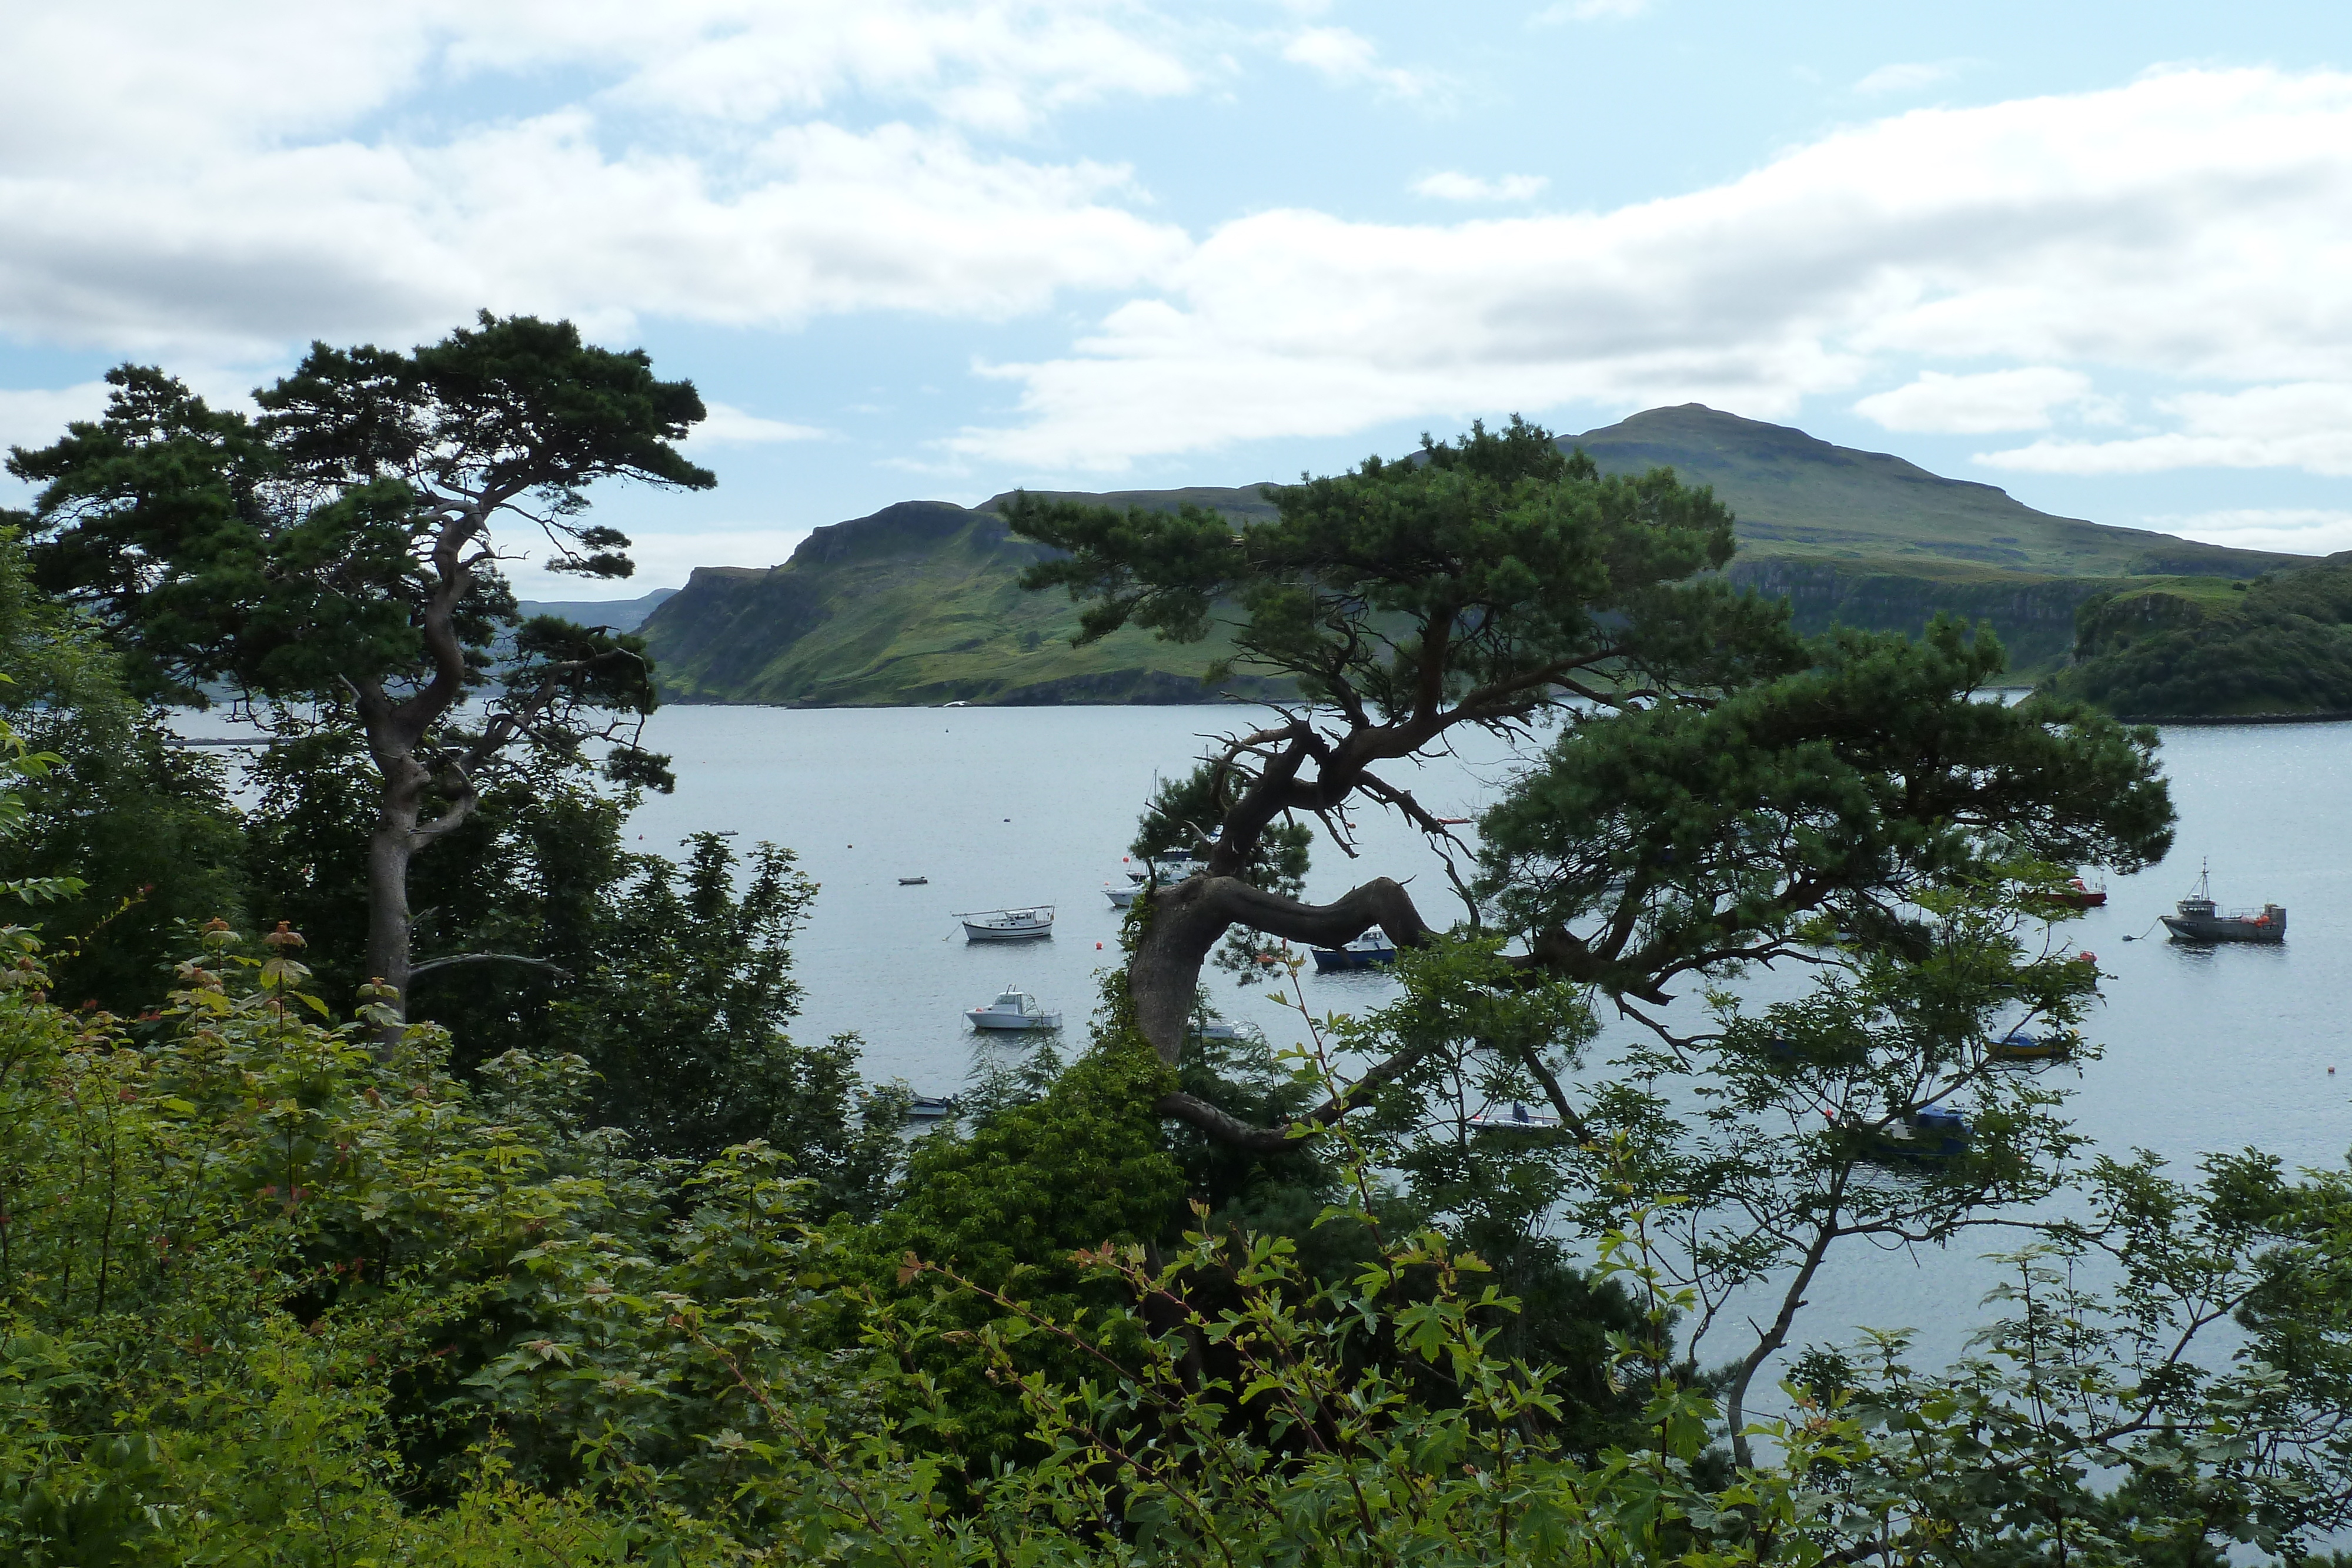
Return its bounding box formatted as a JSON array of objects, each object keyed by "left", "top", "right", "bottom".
[
  {"left": 8, "top": 916, "right": 2352, "bottom": 1563},
  {"left": 0, "top": 527, "right": 246, "bottom": 1008},
  {"left": 2046, "top": 553, "right": 2352, "bottom": 717}
]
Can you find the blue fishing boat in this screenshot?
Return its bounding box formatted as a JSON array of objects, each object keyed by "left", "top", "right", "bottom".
[{"left": 1311, "top": 931, "right": 1396, "bottom": 971}]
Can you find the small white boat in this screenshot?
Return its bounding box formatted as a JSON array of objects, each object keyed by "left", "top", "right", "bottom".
[
  {"left": 965, "top": 988, "right": 1061, "bottom": 1031},
  {"left": 1145, "top": 851, "right": 1209, "bottom": 881},
  {"left": 1105, "top": 884, "right": 1138, "bottom": 908},
  {"left": 1188, "top": 1018, "right": 1241, "bottom": 1042},
  {"left": 958, "top": 905, "right": 1054, "bottom": 941},
  {"left": 906, "top": 1095, "right": 960, "bottom": 1121},
  {"left": 1466, "top": 1102, "right": 1562, "bottom": 1131}
]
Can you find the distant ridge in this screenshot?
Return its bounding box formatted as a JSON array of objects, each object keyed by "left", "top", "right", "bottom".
[
  {"left": 639, "top": 407, "right": 2308, "bottom": 706},
  {"left": 1565, "top": 404, "right": 2297, "bottom": 579},
  {"left": 514, "top": 587, "right": 677, "bottom": 633}
]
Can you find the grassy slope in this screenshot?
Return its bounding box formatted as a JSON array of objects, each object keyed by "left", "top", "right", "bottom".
[
  {"left": 1565, "top": 404, "right": 2302, "bottom": 579},
  {"left": 643, "top": 409, "right": 2312, "bottom": 705},
  {"left": 646, "top": 497, "right": 1287, "bottom": 707}
]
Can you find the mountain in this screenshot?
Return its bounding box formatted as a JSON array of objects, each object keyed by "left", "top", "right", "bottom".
[
  {"left": 1568, "top": 406, "right": 2307, "bottom": 673},
  {"left": 1566, "top": 404, "right": 2287, "bottom": 577},
  {"left": 640, "top": 407, "right": 2307, "bottom": 706},
  {"left": 514, "top": 587, "right": 678, "bottom": 633},
  {"left": 643, "top": 494, "right": 1290, "bottom": 707}
]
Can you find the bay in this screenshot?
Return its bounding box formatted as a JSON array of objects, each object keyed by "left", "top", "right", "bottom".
[{"left": 622, "top": 703, "right": 2352, "bottom": 1386}]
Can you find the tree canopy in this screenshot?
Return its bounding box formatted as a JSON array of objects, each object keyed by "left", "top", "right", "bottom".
[
  {"left": 1008, "top": 419, "right": 2171, "bottom": 1150},
  {"left": 6, "top": 313, "right": 714, "bottom": 1009}
]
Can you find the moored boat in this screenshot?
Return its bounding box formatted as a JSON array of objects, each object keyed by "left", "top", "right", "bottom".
[
  {"left": 1144, "top": 850, "right": 1210, "bottom": 882},
  {"left": 2159, "top": 862, "right": 2284, "bottom": 944},
  {"left": 1989, "top": 1028, "right": 2071, "bottom": 1062},
  {"left": 1840, "top": 1106, "right": 1972, "bottom": 1165},
  {"left": 964, "top": 988, "right": 1061, "bottom": 1031},
  {"left": 2044, "top": 876, "right": 2107, "bottom": 910},
  {"left": 1104, "top": 884, "right": 1138, "bottom": 908},
  {"left": 907, "top": 1095, "right": 960, "bottom": 1121},
  {"left": 899, "top": 875, "right": 928, "bottom": 885},
  {"left": 1467, "top": 1102, "right": 1563, "bottom": 1131},
  {"left": 1312, "top": 930, "right": 1397, "bottom": 971},
  {"left": 958, "top": 905, "right": 1055, "bottom": 941}
]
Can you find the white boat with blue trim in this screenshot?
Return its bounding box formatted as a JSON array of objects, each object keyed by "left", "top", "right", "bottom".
[{"left": 965, "top": 987, "right": 1062, "bottom": 1031}]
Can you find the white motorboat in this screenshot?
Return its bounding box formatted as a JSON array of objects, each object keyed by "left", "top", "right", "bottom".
[
  {"left": 958, "top": 905, "right": 1054, "bottom": 941},
  {"left": 1466, "top": 1102, "right": 1563, "bottom": 1131},
  {"left": 1105, "top": 884, "right": 1139, "bottom": 908},
  {"left": 1145, "top": 851, "right": 1209, "bottom": 882},
  {"left": 1312, "top": 930, "right": 1398, "bottom": 971},
  {"left": 965, "top": 988, "right": 1061, "bottom": 1031}
]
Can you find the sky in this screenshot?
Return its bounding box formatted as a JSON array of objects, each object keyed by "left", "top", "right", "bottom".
[{"left": 7, "top": 0, "right": 2352, "bottom": 596}]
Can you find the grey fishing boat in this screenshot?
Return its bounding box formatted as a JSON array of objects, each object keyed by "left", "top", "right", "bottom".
[{"left": 2160, "top": 861, "right": 2284, "bottom": 944}]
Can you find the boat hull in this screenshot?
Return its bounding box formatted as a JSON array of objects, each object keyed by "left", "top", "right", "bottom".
[
  {"left": 1989, "top": 1036, "right": 2070, "bottom": 1062},
  {"left": 966, "top": 1011, "right": 1060, "bottom": 1030},
  {"left": 1312, "top": 945, "right": 1395, "bottom": 971},
  {"left": 2160, "top": 914, "right": 2283, "bottom": 944},
  {"left": 964, "top": 923, "right": 1051, "bottom": 941},
  {"left": 1104, "top": 887, "right": 1138, "bottom": 908}
]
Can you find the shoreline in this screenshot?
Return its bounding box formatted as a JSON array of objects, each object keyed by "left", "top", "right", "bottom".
[{"left": 2120, "top": 710, "right": 2352, "bottom": 727}]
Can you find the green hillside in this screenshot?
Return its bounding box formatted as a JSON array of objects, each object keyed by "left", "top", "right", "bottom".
[
  {"left": 1566, "top": 404, "right": 2295, "bottom": 577},
  {"left": 2039, "top": 553, "right": 2352, "bottom": 719},
  {"left": 642, "top": 407, "right": 2310, "bottom": 706},
  {"left": 643, "top": 497, "right": 1289, "bottom": 706}
]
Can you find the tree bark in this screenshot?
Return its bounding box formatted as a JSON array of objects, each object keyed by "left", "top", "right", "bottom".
[
  {"left": 364, "top": 752, "right": 428, "bottom": 1014},
  {"left": 1724, "top": 1165, "right": 1849, "bottom": 1471},
  {"left": 1130, "top": 872, "right": 1435, "bottom": 1065}
]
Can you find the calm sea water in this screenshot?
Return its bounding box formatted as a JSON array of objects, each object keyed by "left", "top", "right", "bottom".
[{"left": 622, "top": 704, "right": 2352, "bottom": 1382}]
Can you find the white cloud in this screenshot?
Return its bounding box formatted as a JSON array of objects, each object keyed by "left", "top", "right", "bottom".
[
  {"left": 1853, "top": 367, "right": 2102, "bottom": 433},
  {"left": 0, "top": 382, "right": 113, "bottom": 464},
  {"left": 1531, "top": 0, "right": 1653, "bottom": 22},
  {"left": 2143, "top": 509, "right": 2352, "bottom": 556},
  {"left": 1412, "top": 171, "right": 1549, "bottom": 202},
  {"left": 690, "top": 403, "right": 828, "bottom": 446},
  {"left": 0, "top": 3, "right": 1198, "bottom": 359},
  {"left": 0, "top": 113, "right": 1188, "bottom": 360},
  {"left": 1979, "top": 383, "right": 2352, "bottom": 476},
  {"left": 0, "top": 2, "right": 1200, "bottom": 160},
  {"left": 1854, "top": 60, "right": 1966, "bottom": 96},
  {"left": 948, "top": 67, "right": 2352, "bottom": 470},
  {"left": 1279, "top": 26, "right": 1442, "bottom": 101}
]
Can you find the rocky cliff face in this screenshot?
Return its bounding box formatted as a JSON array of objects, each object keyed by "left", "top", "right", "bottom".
[{"left": 1726, "top": 560, "right": 2106, "bottom": 675}]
